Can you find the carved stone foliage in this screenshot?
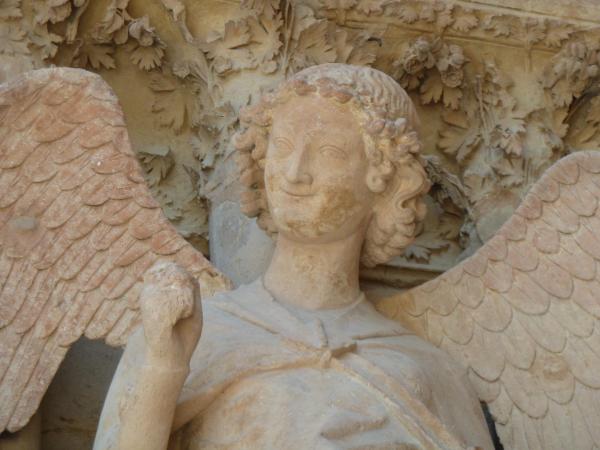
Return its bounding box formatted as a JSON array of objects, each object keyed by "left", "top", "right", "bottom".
[
  {"left": 3, "top": 0, "right": 600, "bottom": 278},
  {"left": 541, "top": 40, "right": 600, "bottom": 151}
]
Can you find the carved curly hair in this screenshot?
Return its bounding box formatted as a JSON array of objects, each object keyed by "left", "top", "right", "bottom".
[{"left": 234, "top": 63, "right": 430, "bottom": 267}]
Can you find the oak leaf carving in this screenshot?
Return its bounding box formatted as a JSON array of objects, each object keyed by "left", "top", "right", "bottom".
[
  {"left": 418, "top": 2, "right": 437, "bottom": 23},
  {"left": 289, "top": 20, "right": 336, "bottom": 72},
  {"left": 404, "top": 232, "right": 450, "bottom": 263},
  {"left": 200, "top": 20, "right": 255, "bottom": 74},
  {"left": 394, "top": 36, "right": 466, "bottom": 109},
  {"left": 493, "top": 158, "right": 524, "bottom": 189},
  {"left": 128, "top": 16, "right": 166, "bottom": 70},
  {"left": 493, "top": 117, "right": 526, "bottom": 157},
  {"left": 435, "top": 5, "right": 454, "bottom": 29},
  {"left": 519, "top": 18, "right": 545, "bottom": 48},
  {"left": 150, "top": 73, "right": 200, "bottom": 134},
  {"left": 331, "top": 27, "right": 378, "bottom": 66},
  {"left": 130, "top": 45, "right": 165, "bottom": 71},
  {"left": 419, "top": 71, "right": 443, "bottom": 104},
  {"left": 438, "top": 111, "right": 477, "bottom": 163},
  {"left": 246, "top": 14, "right": 283, "bottom": 68}
]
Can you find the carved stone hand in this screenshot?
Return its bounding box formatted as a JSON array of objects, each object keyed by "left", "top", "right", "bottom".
[{"left": 140, "top": 261, "right": 203, "bottom": 370}]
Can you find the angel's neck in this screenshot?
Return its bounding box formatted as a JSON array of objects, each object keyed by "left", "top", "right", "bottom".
[{"left": 263, "top": 229, "right": 365, "bottom": 310}]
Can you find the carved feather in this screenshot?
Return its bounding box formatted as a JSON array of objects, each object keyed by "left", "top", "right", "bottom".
[
  {"left": 0, "top": 68, "right": 230, "bottom": 433},
  {"left": 376, "top": 151, "right": 600, "bottom": 450}
]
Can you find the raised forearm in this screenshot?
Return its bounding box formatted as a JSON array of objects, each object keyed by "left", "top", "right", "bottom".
[
  {"left": 93, "top": 330, "right": 189, "bottom": 450},
  {"left": 117, "top": 358, "right": 188, "bottom": 450},
  {"left": 94, "top": 263, "right": 202, "bottom": 450}
]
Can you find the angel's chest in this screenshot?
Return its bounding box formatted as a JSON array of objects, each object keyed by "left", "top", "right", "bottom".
[{"left": 183, "top": 367, "right": 429, "bottom": 450}]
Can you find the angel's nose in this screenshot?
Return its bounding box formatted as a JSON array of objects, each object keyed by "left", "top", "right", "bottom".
[{"left": 285, "top": 146, "right": 313, "bottom": 185}]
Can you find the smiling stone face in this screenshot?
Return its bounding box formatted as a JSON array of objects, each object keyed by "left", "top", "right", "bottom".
[{"left": 264, "top": 95, "right": 374, "bottom": 243}]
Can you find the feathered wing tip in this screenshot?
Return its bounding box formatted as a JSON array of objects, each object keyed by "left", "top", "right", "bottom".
[
  {"left": 375, "top": 151, "right": 600, "bottom": 450},
  {"left": 0, "top": 68, "right": 229, "bottom": 433}
]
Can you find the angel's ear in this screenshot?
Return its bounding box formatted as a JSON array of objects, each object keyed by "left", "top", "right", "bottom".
[
  {"left": 362, "top": 157, "right": 429, "bottom": 267},
  {"left": 366, "top": 160, "right": 394, "bottom": 193}
]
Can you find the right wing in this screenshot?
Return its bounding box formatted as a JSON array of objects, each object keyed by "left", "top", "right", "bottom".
[
  {"left": 375, "top": 151, "right": 600, "bottom": 449},
  {"left": 0, "top": 68, "right": 230, "bottom": 433}
]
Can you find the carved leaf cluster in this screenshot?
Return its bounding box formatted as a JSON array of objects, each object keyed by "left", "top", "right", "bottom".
[
  {"left": 431, "top": 58, "right": 530, "bottom": 248},
  {"left": 29, "top": 24, "right": 62, "bottom": 59},
  {"left": 149, "top": 73, "right": 202, "bottom": 134},
  {"left": 198, "top": 2, "right": 377, "bottom": 77},
  {"left": 393, "top": 36, "right": 466, "bottom": 110},
  {"left": 80, "top": 1, "right": 165, "bottom": 71},
  {"left": 200, "top": 20, "right": 255, "bottom": 74},
  {"left": 73, "top": 42, "right": 116, "bottom": 70},
  {"left": 127, "top": 16, "right": 166, "bottom": 71},
  {"left": 34, "top": 0, "right": 76, "bottom": 26},
  {"left": 542, "top": 41, "right": 600, "bottom": 108},
  {"left": 541, "top": 40, "right": 600, "bottom": 156}
]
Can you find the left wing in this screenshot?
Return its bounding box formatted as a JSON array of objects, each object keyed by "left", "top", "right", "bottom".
[
  {"left": 0, "top": 68, "right": 230, "bottom": 433},
  {"left": 375, "top": 151, "right": 600, "bottom": 450}
]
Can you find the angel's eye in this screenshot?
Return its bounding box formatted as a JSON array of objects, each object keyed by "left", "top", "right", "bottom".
[
  {"left": 319, "top": 144, "right": 346, "bottom": 159},
  {"left": 272, "top": 138, "right": 294, "bottom": 157}
]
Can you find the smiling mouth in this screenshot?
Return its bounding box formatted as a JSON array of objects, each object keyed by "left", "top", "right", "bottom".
[{"left": 281, "top": 186, "right": 314, "bottom": 197}]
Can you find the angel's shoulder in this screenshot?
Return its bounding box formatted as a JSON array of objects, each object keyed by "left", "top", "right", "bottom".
[
  {"left": 192, "top": 281, "right": 292, "bottom": 362},
  {"left": 360, "top": 332, "right": 469, "bottom": 381}
]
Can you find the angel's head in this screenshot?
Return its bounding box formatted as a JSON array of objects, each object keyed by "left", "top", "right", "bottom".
[{"left": 234, "top": 63, "right": 430, "bottom": 267}]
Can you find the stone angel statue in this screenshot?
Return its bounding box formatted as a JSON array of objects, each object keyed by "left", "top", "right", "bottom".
[{"left": 0, "top": 63, "right": 599, "bottom": 450}]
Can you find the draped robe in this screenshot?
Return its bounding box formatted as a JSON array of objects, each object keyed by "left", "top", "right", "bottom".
[{"left": 169, "top": 281, "right": 493, "bottom": 450}]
